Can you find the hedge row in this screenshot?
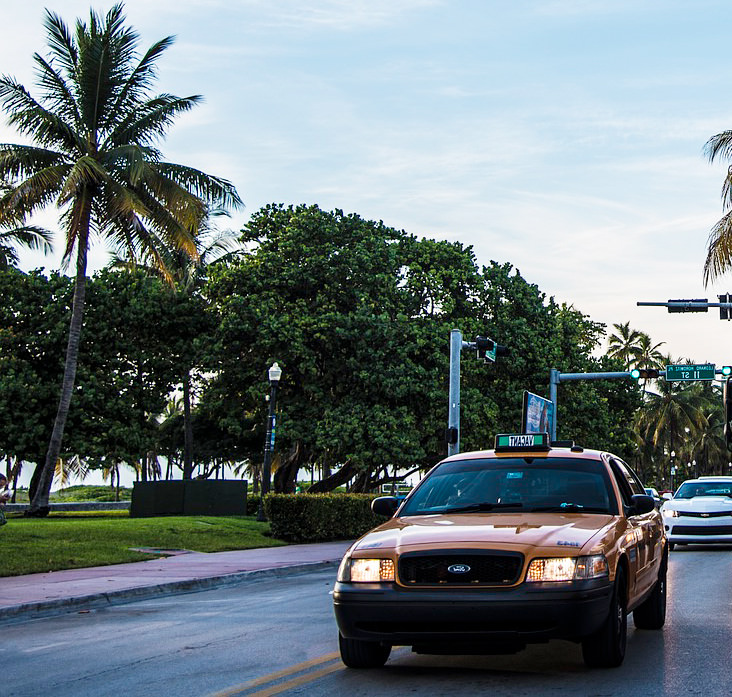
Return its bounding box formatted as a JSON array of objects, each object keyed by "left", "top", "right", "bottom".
[{"left": 263, "top": 493, "right": 389, "bottom": 543}]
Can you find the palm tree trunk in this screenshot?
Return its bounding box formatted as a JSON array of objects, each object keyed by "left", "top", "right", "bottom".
[
  {"left": 28, "top": 216, "right": 90, "bottom": 516},
  {"left": 182, "top": 370, "right": 194, "bottom": 479}
]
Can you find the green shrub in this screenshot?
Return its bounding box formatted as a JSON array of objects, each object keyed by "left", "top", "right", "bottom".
[
  {"left": 52, "top": 485, "right": 133, "bottom": 502},
  {"left": 246, "top": 493, "right": 260, "bottom": 516},
  {"left": 264, "top": 493, "right": 389, "bottom": 543}
]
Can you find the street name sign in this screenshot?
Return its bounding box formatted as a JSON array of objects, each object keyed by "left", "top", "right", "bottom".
[{"left": 665, "top": 363, "right": 716, "bottom": 381}]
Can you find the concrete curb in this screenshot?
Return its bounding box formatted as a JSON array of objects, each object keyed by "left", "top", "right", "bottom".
[{"left": 0, "top": 560, "right": 338, "bottom": 625}]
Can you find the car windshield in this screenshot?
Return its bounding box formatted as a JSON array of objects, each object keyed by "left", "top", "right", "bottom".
[
  {"left": 675, "top": 482, "right": 732, "bottom": 499},
  {"left": 399, "top": 457, "right": 617, "bottom": 516}
]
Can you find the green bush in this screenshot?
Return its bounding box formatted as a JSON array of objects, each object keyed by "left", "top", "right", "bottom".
[
  {"left": 264, "top": 493, "right": 389, "bottom": 543},
  {"left": 246, "top": 493, "right": 260, "bottom": 516},
  {"left": 52, "top": 485, "right": 133, "bottom": 502}
]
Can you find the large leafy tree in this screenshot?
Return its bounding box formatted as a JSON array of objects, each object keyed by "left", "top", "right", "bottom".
[
  {"left": 205, "top": 204, "right": 481, "bottom": 493},
  {"left": 0, "top": 5, "right": 241, "bottom": 514},
  {"left": 462, "top": 263, "right": 641, "bottom": 458}
]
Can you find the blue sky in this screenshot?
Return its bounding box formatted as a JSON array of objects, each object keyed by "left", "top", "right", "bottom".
[{"left": 5, "top": 0, "right": 732, "bottom": 370}]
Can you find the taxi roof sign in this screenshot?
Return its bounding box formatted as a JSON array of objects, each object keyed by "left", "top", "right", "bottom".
[{"left": 494, "top": 433, "right": 551, "bottom": 452}]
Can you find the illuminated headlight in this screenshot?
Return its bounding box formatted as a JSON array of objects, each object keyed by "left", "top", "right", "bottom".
[
  {"left": 337, "top": 557, "right": 395, "bottom": 583},
  {"left": 526, "top": 555, "right": 608, "bottom": 582},
  {"left": 662, "top": 509, "right": 679, "bottom": 517}
]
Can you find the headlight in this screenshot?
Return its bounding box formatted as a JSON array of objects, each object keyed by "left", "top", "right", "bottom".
[
  {"left": 337, "top": 557, "right": 395, "bottom": 583},
  {"left": 662, "top": 509, "right": 679, "bottom": 517},
  {"left": 526, "top": 555, "right": 608, "bottom": 582}
]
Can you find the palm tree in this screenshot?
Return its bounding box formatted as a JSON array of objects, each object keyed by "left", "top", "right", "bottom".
[
  {"left": 0, "top": 6, "right": 241, "bottom": 514},
  {"left": 607, "top": 322, "right": 643, "bottom": 368},
  {"left": 635, "top": 334, "right": 665, "bottom": 370},
  {"left": 0, "top": 183, "right": 54, "bottom": 265},
  {"left": 112, "top": 209, "right": 243, "bottom": 479},
  {"left": 703, "top": 129, "right": 732, "bottom": 283},
  {"left": 636, "top": 379, "right": 709, "bottom": 486}
]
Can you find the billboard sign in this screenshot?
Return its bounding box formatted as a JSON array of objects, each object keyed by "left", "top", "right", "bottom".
[{"left": 522, "top": 391, "right": 554, "bottom": 436}]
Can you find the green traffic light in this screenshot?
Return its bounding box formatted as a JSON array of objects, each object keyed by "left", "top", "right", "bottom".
[
  {"left": 723, "top": 366, "right": 732, "bottom": 377},
  {"left": 630, "top": 369, "right": 640, "bottom": 379}
]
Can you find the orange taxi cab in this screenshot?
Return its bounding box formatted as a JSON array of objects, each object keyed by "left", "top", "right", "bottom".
[{"left": 333, "top": 433, "right": 667, "bottom": 669}]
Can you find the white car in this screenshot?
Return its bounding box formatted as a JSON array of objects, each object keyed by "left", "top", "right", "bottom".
[{"left": 661, "top": 477, "right": 732, "bottom": 550}]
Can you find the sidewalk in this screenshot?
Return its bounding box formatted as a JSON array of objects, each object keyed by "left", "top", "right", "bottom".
[{"left": 0, "top": 540, "right": 352, "bottom": 623}]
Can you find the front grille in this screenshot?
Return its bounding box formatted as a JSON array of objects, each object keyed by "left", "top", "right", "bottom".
[
  {"left": 671, "top": 525, "right": 732, "bottom": 536},
  {"left": 682, "top": 511, "right": 732, "bottom": 518},
  {"left": 398, "top": 551, "right": 523, "bottom": 586}
]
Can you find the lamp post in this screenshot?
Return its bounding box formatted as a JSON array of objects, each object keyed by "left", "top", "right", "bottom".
[{"left": 257, "top": 362, "right": 282, "bottom": 522}]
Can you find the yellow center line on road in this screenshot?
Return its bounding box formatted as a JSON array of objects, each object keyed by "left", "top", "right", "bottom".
[
  {"left": 206, "top": 651, "right": 341, "bottom": 697},
  {"left": 244, "top": 662, "right": 343, "bottom": 697}
]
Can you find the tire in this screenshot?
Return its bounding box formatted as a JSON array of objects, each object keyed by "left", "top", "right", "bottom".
[
  {"left": 669, "top": 542, "right": 675, "bottom": 551},
  {"left": 338, "top": 633, "right": 391, "bottom": 669},
  {"left": 633, "top": 549, "right": 668, "bottom": 630},
  {"left": 582, "top": 567, "right": 627, "bottom": 668}
]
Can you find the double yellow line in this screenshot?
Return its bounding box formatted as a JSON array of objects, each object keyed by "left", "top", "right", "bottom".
[{"left": 207, "top": 651, "right": 343, "bottom": 697}]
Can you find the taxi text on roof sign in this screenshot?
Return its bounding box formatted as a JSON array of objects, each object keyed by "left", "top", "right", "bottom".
[{"left": 494, "top": 433, "right": 550, "bottom": 451}]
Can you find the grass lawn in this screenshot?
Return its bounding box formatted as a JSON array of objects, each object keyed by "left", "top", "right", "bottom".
[{"left": 0, "top": 513, "right": 286, "bottom": 577}]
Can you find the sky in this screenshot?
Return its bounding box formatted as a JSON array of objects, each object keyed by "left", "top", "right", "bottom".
[{"left": 4, "top": 1, "right": 732, "bottom": 485}]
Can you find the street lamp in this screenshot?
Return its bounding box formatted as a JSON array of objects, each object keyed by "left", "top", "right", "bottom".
[{"left": 257, "top": 362, "right": 282, "bottom": 522}]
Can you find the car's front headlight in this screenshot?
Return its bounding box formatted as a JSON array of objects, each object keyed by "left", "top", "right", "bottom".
[
  {"left": 337, "top": 557, "right": 395, "bottom": 583},
  {"left": 526, "top": 555, "right": 609, "bottom": 582},
  {"left": 662, "top": 509, "right": 679, "bottom": 517}
]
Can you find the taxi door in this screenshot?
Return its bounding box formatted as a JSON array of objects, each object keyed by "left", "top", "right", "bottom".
[{"left": 609, "top": 458, "right": 658, "bottom": 600}]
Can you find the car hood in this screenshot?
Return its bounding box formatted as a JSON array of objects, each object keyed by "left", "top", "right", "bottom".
[
  {"left": 663, "top": 496, "right": 732, "bottom": 512},
  {"left": 352, "top": 512, "right": 617, "bottom": 556}
]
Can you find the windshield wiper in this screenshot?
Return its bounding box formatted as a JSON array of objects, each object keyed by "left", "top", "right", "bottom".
[
  {"left": 531, "top": 504, "right": 608, "bottom": 513},
  {"left": 440, "top": 502, "right": 523, "bottom": 513}
]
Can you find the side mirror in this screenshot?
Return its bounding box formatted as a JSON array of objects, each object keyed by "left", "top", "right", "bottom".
[
  {"left": 662, "top": 492, "right": 673, "bottom": 500},
  {"left": 628, "top": 494, "right": 655, "bottom": 516},
  {"left": 371, "top": 496, "right": 400, "bottom": 517}
]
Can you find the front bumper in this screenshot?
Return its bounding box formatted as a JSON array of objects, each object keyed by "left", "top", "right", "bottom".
[
  {"left": 667, "top": 519, "right": 732, "bottom": 544},
  {"left": 333, "top": 580, "right": 613, "bottom": 649}
]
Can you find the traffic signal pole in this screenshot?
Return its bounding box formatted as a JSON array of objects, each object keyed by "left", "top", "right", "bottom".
[
  {"left": 447, "top": 329, "right": 508, "bottom": 456},
  {"left": 549, "top": 369, "right": 634, "bottom": 442}
]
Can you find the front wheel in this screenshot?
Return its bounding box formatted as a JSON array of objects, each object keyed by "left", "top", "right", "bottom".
[
  {"left": 338, "top": 634, "right": 391, "bottom": 669},
  {"left": 582, "top": 567, "right": 627, "bottom": 668}
]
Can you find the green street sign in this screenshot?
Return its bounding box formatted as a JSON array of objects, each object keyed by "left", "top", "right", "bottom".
[{"left": 665, "top": 363, "right": 716, "bottom": 381}]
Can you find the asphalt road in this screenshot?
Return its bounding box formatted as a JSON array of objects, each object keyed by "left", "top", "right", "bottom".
[{"left": 3, "top": 546, "right": 732, "bottom": 697}]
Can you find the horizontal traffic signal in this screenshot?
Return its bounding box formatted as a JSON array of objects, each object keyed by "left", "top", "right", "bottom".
[
  {"left": 630, "top": 368, "right": 660, "bottom": 379},
  {"left": 722, "top": 366, "right": 732, "bottom": 377},
  {"left": 667, "top": 298, "right": 708, "bottom": 313},
  {"left": 475, "top": 336, "right": 509, "bottom": 362}
]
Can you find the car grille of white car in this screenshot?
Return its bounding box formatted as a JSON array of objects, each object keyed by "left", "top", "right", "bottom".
[
  {"left": 672, "top": 525, "right": 732, "bottom": 535},
  {"left": 681, "top": 511, "right": 731, "bottom": 518},
  {"left": 398, "top": 551, "right": 523, "bottom": 586}
]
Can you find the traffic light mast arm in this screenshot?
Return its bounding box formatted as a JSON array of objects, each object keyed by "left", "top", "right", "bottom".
[{"left": 637, "top": 300, "right": 732, "bottom": 311}]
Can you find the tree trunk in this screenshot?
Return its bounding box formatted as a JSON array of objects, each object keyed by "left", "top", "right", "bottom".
[
  {"left": 308, "top": 461, "right": 358, "bottom": 493},
  {"left": 182, "top": 370, "right": 194, "bottom": 479},
  {"left": 28, "top": 219, "right": 90, "bottom": 516}
]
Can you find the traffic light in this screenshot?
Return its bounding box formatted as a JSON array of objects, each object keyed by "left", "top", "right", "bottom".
[
  {"left": 724, "top": 377, "right": 732, "bottom": 450},
  {"left": 630, "top": 368, "right": 660, "bottom": 379},
  {"left": 667, "top": 298, "right": 708, "bottom": 313},
  {"left": 475, "top": 336, "right": 509, "bottom": 362},
  {"left": 720, "top": 294, "right": 731, "bottom": 320},
  {"left": 722, "top": 366, "right": 732, "bottom": 377}
]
